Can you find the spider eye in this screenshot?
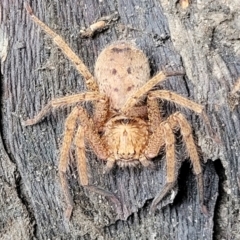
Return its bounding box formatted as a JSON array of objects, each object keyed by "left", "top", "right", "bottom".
[{"left": 114, "top": 118, "right": 132, "bottom": 124}]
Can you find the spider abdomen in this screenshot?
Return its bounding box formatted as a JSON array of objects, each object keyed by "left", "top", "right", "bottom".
[{"left": 95, "top": 41, "right": 150, "bottom": 111}]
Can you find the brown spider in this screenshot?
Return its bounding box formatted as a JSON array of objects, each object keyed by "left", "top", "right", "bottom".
[{"left": 24, "top": 5, "right": 212, "bottom": 219}]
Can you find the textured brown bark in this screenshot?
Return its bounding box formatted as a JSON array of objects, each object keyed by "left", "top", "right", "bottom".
[{"left": 0, "top": 0, "right": 239, "bottom": 239}]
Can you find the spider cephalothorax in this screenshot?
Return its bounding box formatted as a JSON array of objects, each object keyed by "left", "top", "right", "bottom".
[
  {"left": 103, "top": 117, "right": 149, "bottom": 168},
  {"left": 24, "top": 5, "right": 212, "bottom": 219}
]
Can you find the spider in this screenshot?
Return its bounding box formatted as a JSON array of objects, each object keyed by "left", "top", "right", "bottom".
[{"left": 24, "top": 5, "right": 212, "bottom": 219}]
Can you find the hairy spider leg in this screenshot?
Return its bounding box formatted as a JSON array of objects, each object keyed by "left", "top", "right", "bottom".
[
  {"left": 93, "top": 95, "right": 109, "bottom": 129},
  {"left": 143, "top": 89, "right": 208, "bottom": 158},
  {"left": 58, "top": 106, "right": 80, "bottom": 219},
  {"left": 76, "top": 106, "right": 108, "bottom": 160},
  {"left": 170, "top": 112, "right": 207, "bottom": 214},
  {"left": 147, "top": 111, "right": 206, "bottom": 214},
  {"left": 149, "top": 90, "right": 214, "bottom": 139},
  {"left": 74, "top": 125, "right": 123, "bottom": 219},
  {"left": 145, "top": 91, "right": 210, "bottom": 213},
  {"left": 59, "top": 105, "right": 123, "bottom": 219},
  {"left": 149, "top": 121, "right": 177, "bottom": 213},
  {"left": 147, "top": 90, "right": 210, "bottom": 213},
  {"left": 121, "top": 71, "right": 185, "bottom": 114},
  {"left": 25, "top": 4, "right": 98, "bottom": 91},
  {"left": 23, "top": 92, "right": 105, "bottom": 126},
  {"left": 147, "top": 96, "right": 163, "bottom": 133},
  {"left": 144, "top": 96, "right": 165, "bottom": 158}
]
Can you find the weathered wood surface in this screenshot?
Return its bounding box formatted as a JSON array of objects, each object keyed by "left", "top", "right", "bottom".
[{"left": 0, "top": 0, "right": 239, "bottom": 239}]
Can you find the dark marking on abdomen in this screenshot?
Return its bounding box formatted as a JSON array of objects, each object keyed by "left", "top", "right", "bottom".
[
  {"left": 127, "top": 85, "right": 135, "bottom": 91},
  {"left": 112, "top": 69, "right": 117, "bottom": 75},
  {"left": 111, "top": 47, "right": 131, "bottom": 53},
  {"left": 127, "top": 67, "right": 131, "bottom": 74}
]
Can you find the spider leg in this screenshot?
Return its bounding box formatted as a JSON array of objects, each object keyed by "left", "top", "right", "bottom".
[
  {"left": 121, "top": 71, "right": 185, "bottom": 114},
  {"left": 58, "top": 105, "right": 122, "bottom": 219},
  {"left": 148, "top": 90, "right": 215, "bottom": 140},
  {"left": 149, "top": 122, "right": 177, "bottom": 213},
  {"left": 75, "top": 126, "right": 88, "bottom": 186},
  {"left": 144, "top": 97, "right": 164, "bottom": 158},
  {"left": 148, "top": 111, "right": 207, "bottom": 214},
  {"left": 169, "top": 112, "right": 207, "bottom": 214},
  {"left": 58, "top": 104, "right": 107, "bottom": 219},
  {"left": 58, "top": 106, "right": 80, "bottom": 219},
  {"left": 75, "top": 127, "right": 122, "bottom": 216},
  {"left": 25, "top": 4, "right": 98, "bottom": 91},
  {"left": 77, "top": 106, "right": 108, "bottom": 160},
  {"left": 23, "top": 92, "right": 105, "bottom": 126},
  {"left": 74, "top": 112, "right": 123, "bottom": 219},
  {"left": 93, "top": 95, "right": 109, "bottom": 130},
  {"left": 122, "top": 71, "right": 167, "bottom": 113}
]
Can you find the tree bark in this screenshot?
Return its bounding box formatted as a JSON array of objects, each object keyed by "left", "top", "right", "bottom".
[{"left": 0, "top": 0, "right": 239, "bottom": 239}]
